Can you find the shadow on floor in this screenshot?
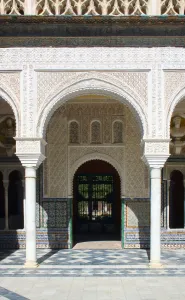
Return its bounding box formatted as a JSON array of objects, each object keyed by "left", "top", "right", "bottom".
[
  {"left": 0, "top": 249, "right": 17, "bottom": 262},
  {"left": 37, "top": 249, "right": 60, "bottom": 264}
]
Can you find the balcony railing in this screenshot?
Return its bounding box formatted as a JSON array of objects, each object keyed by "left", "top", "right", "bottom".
[{"left": 0, "top": 0, "right": 184, "bottom": 16}]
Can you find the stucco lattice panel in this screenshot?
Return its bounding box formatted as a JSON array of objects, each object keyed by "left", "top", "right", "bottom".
[
  {"left": 81, "top": 114, "right": 89, "bottom": 144},
  {"left": 103, "top": 115, "right": 111, "bottom": 143},
  {"left": 165, "top": 72, "right": 185, "bottom": 110},
  {"left": 0, "top": 72, "right": 20, "bottom": 104},
  {"left": 45, "top": 109, "right": 68, "bottom": 198},
  {"left": 126, "top": 201, "right": 150, "bottom": 228},
  {"left": 45, "top": 103, "right": 147, "bottom": 198},
  {"left": 69, "top": 146, "right": 124, "bottom": 169},
  {"left": 37, "top": 71, "right": 148, "bottom": 109},
  {"left": 125, "top": 108, "right": 148, "bottom": 197},
  {"left": 67, "top": 103, "right": 125, "bottom": 145}
]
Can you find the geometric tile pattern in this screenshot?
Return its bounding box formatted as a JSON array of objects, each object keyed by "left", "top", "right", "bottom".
[
  {"left": 1, "top": 268, "right": 185, "bottom": 277},
  {"left": 0, "top": 249, "right": 185, "bottom": 277},
  {"left": 42, "top": 201, "right": 68, "bottom": 228},
  {"left": 0, "top": 249, "right": 185, "bottom": 266}
]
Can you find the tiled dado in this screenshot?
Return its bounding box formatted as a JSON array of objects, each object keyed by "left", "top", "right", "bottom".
[
  {"left": 123, "top": 198, "right": 150, "bottom": 248},
  {"left": 161, "top": 230, "right": 185, "bottom": 249},
  {"left": 122, "top": 197, "right": 185, "bottom": 249},
  {"left": 0, "top": 229, "right": 70, "bottom": 249}
]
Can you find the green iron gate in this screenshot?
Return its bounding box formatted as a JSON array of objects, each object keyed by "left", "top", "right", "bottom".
[{"left": 75, "top": 174, "right": 116, "bottom": 233}]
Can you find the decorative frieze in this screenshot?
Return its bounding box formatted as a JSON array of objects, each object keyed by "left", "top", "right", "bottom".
[{"left": 1, "top": 0, "right": 185, "bottom": 16}]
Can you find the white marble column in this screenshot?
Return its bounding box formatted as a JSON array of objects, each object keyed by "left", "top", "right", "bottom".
[
  {"left": 3, "top": 181, "right": 9, "bottom": 230},
  {"left": 150, "top": 167, "right": 162, "bottom": 267},
  {"left": 24, "top": 167, "right": 37, "bottom": 268}
]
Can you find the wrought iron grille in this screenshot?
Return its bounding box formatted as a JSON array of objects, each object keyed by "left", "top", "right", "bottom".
[{"left": 75, "top": 174, "right": 115, "bottom": 233}]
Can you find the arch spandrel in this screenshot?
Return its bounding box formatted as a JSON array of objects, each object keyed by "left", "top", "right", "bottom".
[
  {"left": 36, "top": 76, "right": 148, "bottom": 139},
  {"left": 166, "top": 86, "right": 185, "bottom": 138},
  {"left": 0, "top": 86, "right": 20, "bottom": 136}
]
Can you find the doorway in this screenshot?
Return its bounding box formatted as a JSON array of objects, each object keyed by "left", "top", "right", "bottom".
[{"left": 73, "top": 160, "right": 121, "bottom": 247}]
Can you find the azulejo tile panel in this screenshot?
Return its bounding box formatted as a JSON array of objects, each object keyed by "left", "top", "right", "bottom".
[
  {"left": 123, "top": 198, "right": 150, "bottom": 249},
  {"left": 36, "top": 165, "right": 71, "bottom": 248},
  {"left": 42, "top": 199, "right": 68, "bottom": 228}
]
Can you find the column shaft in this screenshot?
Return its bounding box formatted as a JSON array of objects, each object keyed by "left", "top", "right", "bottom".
[
  {"left": 150, "top": 168, "right": 161, "bottom": 266},
  {"left": 3, "top": 182, "right": 9, "bottom": 230},
  {"left": 25, "top": 167, "right": 37, "bottom": 267}
]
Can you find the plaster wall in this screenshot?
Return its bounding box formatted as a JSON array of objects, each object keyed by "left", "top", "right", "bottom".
[{"left": 44, "top": 101, "right": 149, "bottom": 199}]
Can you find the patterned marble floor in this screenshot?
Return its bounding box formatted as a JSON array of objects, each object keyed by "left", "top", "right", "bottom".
[
  {"left": 0, "top": 249, "right": 184, "bottom": 277},
  {"left": 0, "top": 267, "right": 185, "bottom": 277},
  {"left": 0, "top": 249, "right": 184, "bottom": 266}
]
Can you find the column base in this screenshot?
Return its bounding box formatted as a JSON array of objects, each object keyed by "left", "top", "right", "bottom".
[
  {"left": 149, "top": 262, "right": 163, "bottom": 268},
  {"left": 24, "top": 261, "right": 39, "bottom": 268}
]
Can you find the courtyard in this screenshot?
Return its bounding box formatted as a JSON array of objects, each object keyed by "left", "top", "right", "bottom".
[{"left": 0, "top": 249, "right": 185, "bottom": 299}]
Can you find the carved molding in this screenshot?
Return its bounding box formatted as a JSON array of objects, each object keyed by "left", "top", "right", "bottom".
[
  {"left": 0, "top": 82, "right": 20, "bottom": 136},
  {"left": 1, "top": 48, "right": 185, "bottom": 66},
  {"left": 165, "top": 72, "right": 185, "bottom": 138},
  {"left": 1, "top": 0, "right": 185, "bottom": 16},
  {"left": 37, "top": 71, "right": 148, "bottom": 109},
  {"left": 36, "top": 76, "right": 148, "bottom": 139},
  {"left": 44, "top": 102, "right": 148, "bottom": 198},
  {"left": 1, "top": 48, "right": 185, "bottom": 142},
  {"left": 15, "top": 138, "right": 46, "bottom": 167},
  {"left": 143, "top": 139, "right": 170, "bottom": 168},
  {"left": 68, "top": 151, "right": 124, "bottom": 197}
]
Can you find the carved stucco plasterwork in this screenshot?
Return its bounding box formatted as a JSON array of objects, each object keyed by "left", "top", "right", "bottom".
[
  {"left": 124, "top": 107, "right": 149, "bottom": 198},
  {"left": 44, "top": 102, "right": 149, "bottom": 199},
  {"left": 21, "top": 65, "right": 36, "bottom": 137},
  {"left": 2, "top": 48, "right": 185, "bottom": 143},
  {"left": 68, "top": 146, "right": 125, "bottom": 195},
  {"left": 126, "top": 201, "right": 150, "bottom": 228},
  {"left": 0, "top": 72, "right": 20, "bottom": 135},
  {"left": 164, "top": 71, "right": 185, "bottom": 137},
  {"left": 45, "top": 109, "right": 68, "bottom": 198},
  {"left": 143, "top": 140, "right": 170, "bottom": 168},
  {"left": 0, "top": 72, "right": 20, "bottom": 104},
  {"left": 145, "top": 142, "right": 169, "bottom": 154},
  {"left": 37, "top": 71, "right": 148, "bottom": 110},
  {"left": 2, "top": 47, "right": 185, "bottom": 143},
  {"left": 2, "top": 48, "right": 185, "bottom": 68},
  {"left": 0, "top": 48, "right": 157, "bottom": 67},
  {"left": 164, "top": 72, "right": 185, "bottom": 108},
  {"left": 16, "top": 140, "right": 41, "bottom": 153},
  {"left": 37, "top": 78, "right": 148, "bottom": 140}
]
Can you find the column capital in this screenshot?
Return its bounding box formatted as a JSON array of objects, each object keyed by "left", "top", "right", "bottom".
[
  {"left": 15, "top": 138, "right": 47, "bottom": 169},
  {"left": 142, "top": 139, "right": 170, "bottom": 168}
]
